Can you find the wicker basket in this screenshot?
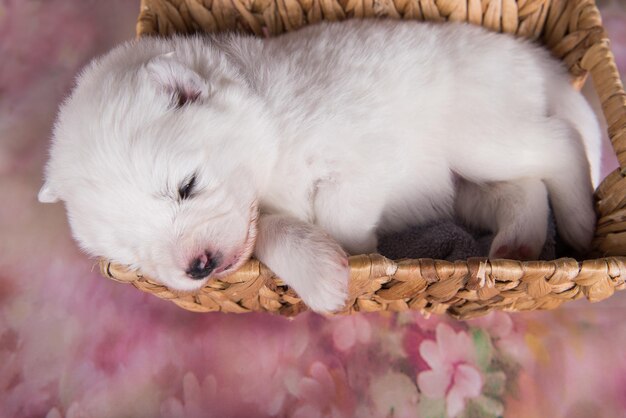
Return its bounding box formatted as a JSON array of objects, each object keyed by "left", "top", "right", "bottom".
[{"left": 101, "top": 0, "right": 626, "bottom": 319}]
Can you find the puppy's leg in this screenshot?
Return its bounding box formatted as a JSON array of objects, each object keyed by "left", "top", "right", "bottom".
[
  {"left": 254, "top": 213, "right": 349, "bottom": 313},
  {"left": 456, "top": 179, "right": 549, "bottom": 260},
  {"left": 451, "top": 118, "right": 595, "bottom": 254},
  {"left": 540, "top": 122, "right": 596, "bottom": 253}
]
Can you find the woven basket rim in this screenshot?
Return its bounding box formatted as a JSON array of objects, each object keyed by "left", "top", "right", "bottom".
[{"left": 100, "top": 251, "right": 626, "bottom": 317}]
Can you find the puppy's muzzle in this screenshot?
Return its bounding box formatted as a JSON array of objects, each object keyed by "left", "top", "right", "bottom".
[{"left": 186, "top": 251, "right": 219, "bottom": 279}]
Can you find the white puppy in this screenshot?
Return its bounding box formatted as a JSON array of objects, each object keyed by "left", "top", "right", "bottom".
[{"left": 39, "top": 20, "right": 600, "bottom": 312}]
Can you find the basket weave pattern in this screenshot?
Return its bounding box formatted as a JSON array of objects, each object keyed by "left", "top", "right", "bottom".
[{"left": 101, "top": 0, "right": 626, "bottom": 318}]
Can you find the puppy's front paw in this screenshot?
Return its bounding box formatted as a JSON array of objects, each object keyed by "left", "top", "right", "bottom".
[
  {"left": 294, "top": 253, "right": 350, "bottom": 313},
  {"left": 254, "top": 214, "right": 350, "bottom": 313}
]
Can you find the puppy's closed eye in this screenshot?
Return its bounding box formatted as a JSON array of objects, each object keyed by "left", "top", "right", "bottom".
[{"left": 178, "top": 175, "right": 196, "bottom": 200}]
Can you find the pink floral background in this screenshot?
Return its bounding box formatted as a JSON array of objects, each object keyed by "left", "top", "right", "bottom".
[{"left": 2, "top": 1, "right": 626, "bottom": 417}]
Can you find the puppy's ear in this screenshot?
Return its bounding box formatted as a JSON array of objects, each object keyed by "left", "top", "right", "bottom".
[
  {"left": 38, "top": 182, "right": 60, "bottom": 203},
  {"left": 145, "top": 52, "right": 209, "bottom": 108}
]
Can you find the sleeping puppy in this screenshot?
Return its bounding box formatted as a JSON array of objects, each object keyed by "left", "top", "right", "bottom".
[{"left": 39, "top": 20, "right": 600, "bottom": 312}]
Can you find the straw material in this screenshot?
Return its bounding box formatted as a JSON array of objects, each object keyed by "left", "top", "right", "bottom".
[{"left": 100, "top": 0, "right": 626, "bottom": 318}]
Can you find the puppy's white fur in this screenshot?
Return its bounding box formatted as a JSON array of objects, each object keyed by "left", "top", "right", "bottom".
[{"left": 39, "top": 20, "right": 600, "bottom": 312}]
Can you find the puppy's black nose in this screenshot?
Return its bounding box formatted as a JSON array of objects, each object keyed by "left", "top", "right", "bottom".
[{"left": 186, "top": 253, "right": 216, "bottom": 280}]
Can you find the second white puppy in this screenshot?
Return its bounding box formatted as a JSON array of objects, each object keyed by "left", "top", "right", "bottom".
[{"left": 39, "top": 20, "right": 600, "bottom": 312}]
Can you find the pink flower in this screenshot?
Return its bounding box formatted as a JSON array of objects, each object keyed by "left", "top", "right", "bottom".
[
  {"left": 331, "top": 315, "right": 372, "bottom": 351},
  {"left": 291, "top": 362, "right": 355, "bottom": 418},
  {"left": 161, "top": 372, "right": 221, "bottom": 418},
  {"left": 367, "top": 371, "right": 419, "bottom": 418},
  {"left": 398, "top": 311, "right": 445, "bottom": 332},
  {"left": 467, "top": 312, "right": 513, "bottom": 339},
  {"left": 226, "top": 323, "right": 311, "bottom": 415},
  {"left": 467, "top": 312, "right": 532, "bottom": 363},
  {"left": 416, "top": 323, "right": 483, "bottom": 417}
]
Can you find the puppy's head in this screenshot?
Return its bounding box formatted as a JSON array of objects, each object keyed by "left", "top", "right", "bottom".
[{"left": 39, "top": 36, "right": 275, "bottom": 291}]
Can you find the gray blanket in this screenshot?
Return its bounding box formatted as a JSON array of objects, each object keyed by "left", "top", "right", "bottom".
[{"left": 377, "top": 216, "right": 557, "bottom": 261}]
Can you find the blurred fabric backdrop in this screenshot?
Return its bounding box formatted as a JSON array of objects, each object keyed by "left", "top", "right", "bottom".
[{"left": 1, "top": 1, "right": 626, "bottom": 417}]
